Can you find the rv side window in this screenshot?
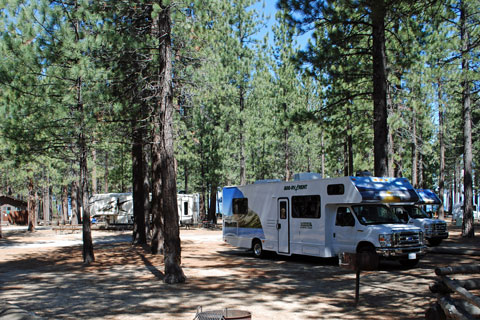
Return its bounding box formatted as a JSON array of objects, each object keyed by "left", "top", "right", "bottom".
[
  {"left": 336, "top": 207, "right": 355, "bottom": 227},
  {"left": 327, "top": 184, "right": 345, "bottom": 195},
  {"left": 183, "top": 202, "right": 188, "bottom": 216},
  {"left": 292, "top": 195, "right": 320, "bottom": 219},
  {"left": 233, "top": 198, "right": 248, "bottom": 215}
]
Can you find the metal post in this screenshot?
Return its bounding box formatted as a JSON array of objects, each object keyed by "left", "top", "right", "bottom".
[{"left": 355, "top": 269, "right": 360, "bottom": 306}]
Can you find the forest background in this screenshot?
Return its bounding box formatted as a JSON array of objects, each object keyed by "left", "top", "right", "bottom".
[{"left": 0, "top": 0, "right": 478, "bottom": 236}]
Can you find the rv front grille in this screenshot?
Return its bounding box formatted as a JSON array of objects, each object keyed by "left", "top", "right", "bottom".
[
  {"left": 394, "top": 232, "right": 420, "bottom": 246},
  {"left": 434, "top": 223, "right": 447, "bottom": 232}
]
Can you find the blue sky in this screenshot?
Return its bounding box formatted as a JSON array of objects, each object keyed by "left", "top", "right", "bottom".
[{"left": 252, "top": 0, "right": 312, "bottom": 50}]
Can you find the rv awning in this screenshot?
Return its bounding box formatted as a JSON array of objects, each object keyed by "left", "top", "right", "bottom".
[
  {"left": 416, "top": 189, "right": 442, "bottom": 205},
  {"left": 350, "top": 177, "right": 419, "bottom": 203}
]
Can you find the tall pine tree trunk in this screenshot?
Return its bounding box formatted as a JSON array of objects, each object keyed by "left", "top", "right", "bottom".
[
  {"left": 156, "top": 3, "right": 185, "bottom": 283},
  {"left": 43, "top": 179, "right": 50, "bottom": 224},
  {"left": 411, "top": 112, "right": 418, "bottom": 188},
  {"left": 371, "top": 0, "right": 388, "bottom": 177},
  {"left": 239, "top": 85, "right": 246, "bottom": 185},
  {"left": 438, "top": 81, "right": 445, "bottom": 219},
  {"left": 104, "top": 153, "right": 109, "bottom": 193},
  {"left": 347, "top": 107, "right": 353, "bottom": 176},
  {"left": 71, "top": 180, "right": 79, "bottom": 225},
  {"left": 78, "top": 76, "right": 94, "bottom": 264},
  {"left": 132, "top": 120, "right": 147, "bottom": 245},
  {"left": 460, "top": 0, "right": 474, "bottom": 238},
  {"left": 62, "top": 185, "right": 69, "bottom": 225},
  {"left": 150, "top": 114, "right": 164, "bottom": 254},
  {"left": 92, "top": 147, "right": 97, "bottom": 194},
  {"left": 208, "top": 184, "right": 217, "bottom": 224},
  {"left": 27, "top": 177, "right": 36, "bottom": 232}
]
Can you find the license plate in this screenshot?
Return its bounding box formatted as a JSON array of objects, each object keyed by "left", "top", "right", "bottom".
[{"left": 408, "top": 253, "right": 417, "bottom": 260}]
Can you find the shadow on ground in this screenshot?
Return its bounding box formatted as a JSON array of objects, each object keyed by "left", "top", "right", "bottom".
[{"left": 0, "top": 225, "right": 479, "bottom": 319}]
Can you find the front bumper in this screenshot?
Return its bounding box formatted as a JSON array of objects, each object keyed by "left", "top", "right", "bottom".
[
  {"left": 425, "top": 231, "right": 449, "bottom": 240},
  {"left": 376, "top": 245, "right": 427, "bottom": 258}
]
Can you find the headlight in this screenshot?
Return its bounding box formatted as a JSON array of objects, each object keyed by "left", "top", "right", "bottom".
[{"left": 379, "top": 234, "right": 393, "bottom": 247}]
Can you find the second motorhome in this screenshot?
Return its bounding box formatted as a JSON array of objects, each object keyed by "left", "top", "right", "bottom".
[
  {"left": 222, "top": 175, "right": 427, "bottom": 268},
  {"left": 390, "top": 189, "right": 448, "bottom": 246}
]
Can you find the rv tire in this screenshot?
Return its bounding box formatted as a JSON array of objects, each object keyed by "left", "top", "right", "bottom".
[{"left": 252, "top": 239, "right": 264, "bottom": 258}]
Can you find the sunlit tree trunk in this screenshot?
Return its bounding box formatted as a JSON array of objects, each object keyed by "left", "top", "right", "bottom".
[{"left": 460, "top": 0, "right": 474, "bottom": 238}]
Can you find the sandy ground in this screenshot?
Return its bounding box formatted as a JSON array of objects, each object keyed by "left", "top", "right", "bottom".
[{"left": 0, "top": 223, "right": 479, "bottom": 319}]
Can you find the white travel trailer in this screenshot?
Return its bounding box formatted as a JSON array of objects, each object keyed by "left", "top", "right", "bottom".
[
  {"left": 89, "top": 192, "right": 200, "bottom": 225},
  {"left": 89, "top": 193, "right": 133, "bottom": 224},
  {"left": 222, "top": 175, "right": 427, "bottom": 267},
  {"left": 390, "top": 189, "right": 448, "bottom": 246},
  {"left": 177, "top": 193, "right": 200, "bottom": 226}
]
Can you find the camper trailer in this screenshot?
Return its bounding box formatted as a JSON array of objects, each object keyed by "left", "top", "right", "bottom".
[
  {"left": 89, "top": 193, "right": 133, "bottom": 225},
  {"left": 177, "top": 193, "right": 200, "bottom": 226},
  {"left": 222, "top": 175, "right": 426, "bottom": 268},
  {"left": 89, "top": 192, "right": 200, "bottom": 226},
  {"left": 390, "top": 189, "right": 448, "bottom": 246}
]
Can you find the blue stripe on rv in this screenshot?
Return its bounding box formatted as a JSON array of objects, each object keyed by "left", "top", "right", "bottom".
[
  {"left": 224, "top": 227, "right": 265, "bottom": 239},
  {"left": 222, "top": 187, "right": 245, "bottom": 216},
  {"left": 416, "top": 189, "right": 442, "bottom": 205},
  {"left": 350, "top": 177, "right": 419, "bottom": 203}
]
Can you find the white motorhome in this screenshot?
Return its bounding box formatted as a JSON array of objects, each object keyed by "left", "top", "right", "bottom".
[
  {"left": 222, "top": 175, "right": 426, "bottom": 268},
  {"left": 89, "top": 192, "right": 200, "bottom": 225},
  {"left": 390, "top": 189, "right": 448, "bottom": 246}
]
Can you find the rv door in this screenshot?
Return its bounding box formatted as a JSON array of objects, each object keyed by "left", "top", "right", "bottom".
[
  {"left": 278, "top": 198, "right": 290, "bottom": 254},
  {"left": 333, "top": 206, "right": 357, "bottom": 254}
]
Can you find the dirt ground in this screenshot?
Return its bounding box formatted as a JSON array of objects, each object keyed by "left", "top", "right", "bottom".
[{"left": 0, "top": 223, "right": 479, "bottom": 320}]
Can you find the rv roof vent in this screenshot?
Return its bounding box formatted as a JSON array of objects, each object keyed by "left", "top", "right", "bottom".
[
  {"left": 254, "top": 179, "right": 282, "bottom": 184},
  {"left": 293, "top": 172, "right": 322, "bottom": 181},
  {"left": 356, "top": 171, "right": 372, "bottom": 177}
]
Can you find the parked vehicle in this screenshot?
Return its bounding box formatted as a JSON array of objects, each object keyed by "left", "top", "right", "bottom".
[
  {"left": 222, "top": 174, "right": 426, "bottom": 268},
  {"left": 89, "top": 192, "right": 200, "bottom": 226},
  {"left": 452, "top": 202, "right": 480, "bottom": 225},
  {"left": 390, "top": 189, "right": 448, "bottom": 246}
]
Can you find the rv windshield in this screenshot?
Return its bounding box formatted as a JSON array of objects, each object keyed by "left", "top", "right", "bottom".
[
  {"left": 405, "top": 205, "right": 430, "bottom": 219},
  {"left": 352, "top": 205, "right": 402, "bottom": 225}
]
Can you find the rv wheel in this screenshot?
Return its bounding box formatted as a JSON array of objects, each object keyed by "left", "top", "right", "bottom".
[{"left": 252, "top": 239, "right": 264, "bottom": 258}]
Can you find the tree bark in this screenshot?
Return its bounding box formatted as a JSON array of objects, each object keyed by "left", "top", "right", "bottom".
[
  {"left": 208, "top": 184, "right": 217, "bottom": 224},
  {"left": 282, "top": 103, "right": 291, "bottom": 181},
  {"left": 62, "top": 185, "right": 69, "bottom": 224},
  {"left": 71, "top": 180, "right": 79, "bottom": 225},
  {"left": 104, "top": 152, "right": 109, "bottom": 193},
  {"left": 77, "top": 74, "right": 94, "bottom": 264},
  {"left": 155, "top": 3, "right": 185, "bottom": 283},
  {"left": 370, "top": 0, "right": 388, "bottom": 177},
  {"left": 411, "top": 111, "right": 418, "bottom": 188},
  {"left": 438, "top": 81, "right": 445, "bottom": 219},
  {"left": 92, "top": 147, "right": 97, "bottom": 194},
  {"left": 347, "top": 107, "right": 353, "bottom": 176},
  {"left": 321, "top": 130, "right": 325, "bottom": 178},
  {"left": 239, "top": 85, "right": 246, "bottom": 185},
  {"left": 80, "top": 136, "right": 94, "bottom": 264},
  {"left": 460, "top": 0, "right": 474, "bottom": 238},
  {"left": 132, "top": 120, "right": 147, "bottom": 245},
  {"left": 43, "top": 181, "right": 50, "bottom": 224},
  {"left": 27, "top": 177, "right": 36, "bottom": 232}
]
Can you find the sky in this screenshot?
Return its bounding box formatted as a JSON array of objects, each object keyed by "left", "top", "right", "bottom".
[{"left": 252, "top": 0, "right": 312, "bottom": 50}]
